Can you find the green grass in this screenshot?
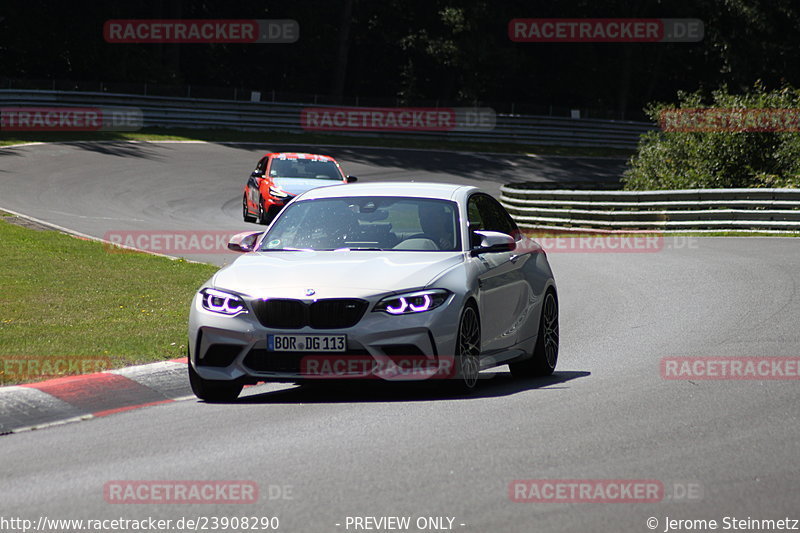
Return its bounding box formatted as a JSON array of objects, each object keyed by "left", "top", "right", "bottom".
[
  {"left": 0, "top": 127, "right": 633, "bottom": 157},
  {"left": 0, "top": 217, "right": 218, "bottom": 384}
]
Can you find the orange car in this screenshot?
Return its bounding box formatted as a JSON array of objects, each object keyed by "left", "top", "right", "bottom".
[{"left": 242, "top": 152, "right": 357, "bottom": 224}]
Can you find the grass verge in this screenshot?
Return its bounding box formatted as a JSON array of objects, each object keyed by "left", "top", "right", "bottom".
[
  {"left": 0, "top": 127, "right": 634, "bottom": 158},
  {"left": 0, "top": 216, "right": 218, "bottom": 385}
]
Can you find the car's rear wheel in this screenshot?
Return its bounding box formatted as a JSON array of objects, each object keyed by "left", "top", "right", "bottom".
[
  {"left": 243, "top": 194, "right": 256, "bottom": 222},
  {"left": 452, "top": 304, "right": 481, "bottom": 391},
  {"left": 510, "top": 290, "right": 558, "bottom": 377},
  {"left": 188, "top": 362, "right": 243, "bottom": 402}
]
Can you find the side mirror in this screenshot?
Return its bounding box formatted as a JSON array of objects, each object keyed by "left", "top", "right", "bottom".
[
  {"left": 346, "top": 176, "right": 358, "bottom": 183},
  {"left": 251, "top": 171, "right": 263, "bottom": 178},
  {"left": 470, "top": 230, "right": 516, "bottom": 256},
  {"left": 227, "top": 231, "right": 263, "bottom": 253}
]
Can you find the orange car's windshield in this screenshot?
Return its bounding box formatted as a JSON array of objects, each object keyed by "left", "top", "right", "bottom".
[{"left": 269, "top": 159, "right": 342, "bottom": 180}]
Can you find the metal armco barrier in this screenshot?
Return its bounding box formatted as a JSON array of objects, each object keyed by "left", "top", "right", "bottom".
[
  {"left": 0, "top": 89, "right": 654, "bottom": 149},
  {"left": 500, "top": 187, "right": 800, "bottom": 233}
]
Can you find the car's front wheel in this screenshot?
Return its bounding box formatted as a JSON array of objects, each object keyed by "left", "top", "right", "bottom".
[
  {"left": 243, "top": 194, "right": 256, "bottom": 223},
  {"left": 452, "top": 303, "right": 481, "bottom": 391},
  {"left": 188, "top": 362, "right": 243, "bottom": 402},
  {"left": 256, "top": 200, "right": 269, "bottom": 225},
  {"left": 509, "top": 290, "right": 558, "bottom": 377}
]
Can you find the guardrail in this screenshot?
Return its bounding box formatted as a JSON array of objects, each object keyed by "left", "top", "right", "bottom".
[
  {"left": 0, "top": 89, "right": 654, "bottom": 149},
  {"left": 499, "top": 187, "right": 800, "bottom": 233}
]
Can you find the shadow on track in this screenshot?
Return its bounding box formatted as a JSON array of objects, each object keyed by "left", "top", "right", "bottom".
[
  {"left": 1, "top": 137, "right": 169, "bottom": 159},
  {"left": 225, "top": 143, "right": 626, "bottom": 188},
  {"left": 0, "top": 147, "right": 26, "bottom": 163},
  {"left": 67, "top": 141, "right": 168, "bottom": 160},
  {"left": 230, "top": 370, "right": 590, "bottom": 405}
]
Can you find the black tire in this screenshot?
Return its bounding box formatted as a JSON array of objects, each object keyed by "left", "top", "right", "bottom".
[
  {"left": 256, "top": 198, "right": 279, "bottom": 225},
  {"left": 243, "top": 194, "right": 256, "bottom": 223},
  {"left": 510, "top": 290, "right": 558, "bottom": 378},
  {"left": 265, "top": 205, "right": 282, "bottom": 225},
  {"left": 256, "top": 200, "right": 269, "bottom": 225},
  {"left": 188, "top": 362, "right": 243, "bottom": 402},
  {"left": 450, "top": 303, "right": 481, "bottom": 392}
]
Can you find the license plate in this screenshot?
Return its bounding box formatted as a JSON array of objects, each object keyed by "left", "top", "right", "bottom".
[{"left": 267, "top": 334, "right": 346, "bottom": 352}]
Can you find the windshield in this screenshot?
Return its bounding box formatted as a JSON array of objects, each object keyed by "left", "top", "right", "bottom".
[
  {"left": 259, "top": 196, "right": 461, "bottom": 251},
  {"left": 268, "top": 158, "right": 343, "bottom": 180}
]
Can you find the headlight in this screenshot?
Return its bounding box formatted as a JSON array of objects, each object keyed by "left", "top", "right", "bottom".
[
  {"left": 269, "top": 186, "right": 290, "bottom": 198},
  {"left": 200, "top": 288, "right": 247, "bottom": 316},
  {"left": 373, "top": 289, "right": 450, "bottom": 315}
]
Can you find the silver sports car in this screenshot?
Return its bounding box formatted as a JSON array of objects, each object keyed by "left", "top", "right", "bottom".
[{"left": 188, "top": 182, "right": 558, "bottom": 401}]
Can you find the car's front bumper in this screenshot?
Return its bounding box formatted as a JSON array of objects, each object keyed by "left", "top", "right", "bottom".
[{"left": 188, "top": 291, "right": 465, "bottom": 383}]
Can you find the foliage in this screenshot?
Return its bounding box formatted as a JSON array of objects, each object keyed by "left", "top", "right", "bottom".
[
  {"left": 3, "top": 0, "right": 800, "bottom": 118},
  {"left": 623, "top": 83, "right": 800, "bottom": 189}
]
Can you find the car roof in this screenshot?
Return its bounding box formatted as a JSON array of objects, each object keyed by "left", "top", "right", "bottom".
[
  {"left": 298, "top": 181, "right": 480, "bottom": 201},
  {"left": 264, "top": 152, "right": 336, "bottom": 161}
]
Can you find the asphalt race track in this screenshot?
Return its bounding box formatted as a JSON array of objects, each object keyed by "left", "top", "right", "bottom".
[
  {"left": 0, "top": 142, "right": 624, "bottom": 265},
  {"left": 1, "top": 142, "right": 799, "bottom": 533}
]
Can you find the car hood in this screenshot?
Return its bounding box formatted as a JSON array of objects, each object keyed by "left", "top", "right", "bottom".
[
  {"left": 212, "top": 251, "right": 464, "bottom": 299},
  {"left": 272, "top": 177, "right": 342, "bottom": 196}
]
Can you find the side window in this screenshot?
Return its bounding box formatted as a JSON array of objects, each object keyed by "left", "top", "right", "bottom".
[
  {"left": 467, "top": 195, "right": 485, "bottom": 248},
  {"left": 467, "top": 196, "right": 483, "bottom": 230},
  {"left": 476, "top": 195, "right": 519, "bottom": 238},
  {"left": 255, "top": 157, "right": 267, "bottom": 176}
]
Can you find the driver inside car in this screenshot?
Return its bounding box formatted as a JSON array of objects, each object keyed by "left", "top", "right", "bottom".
[{"left": 418, "top": 202, "right": 456, "bottom": 251}]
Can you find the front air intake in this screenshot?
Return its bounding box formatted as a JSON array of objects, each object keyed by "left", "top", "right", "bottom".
[{"left": 252, "top": 298, "right": 368, "bottom": 329}]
